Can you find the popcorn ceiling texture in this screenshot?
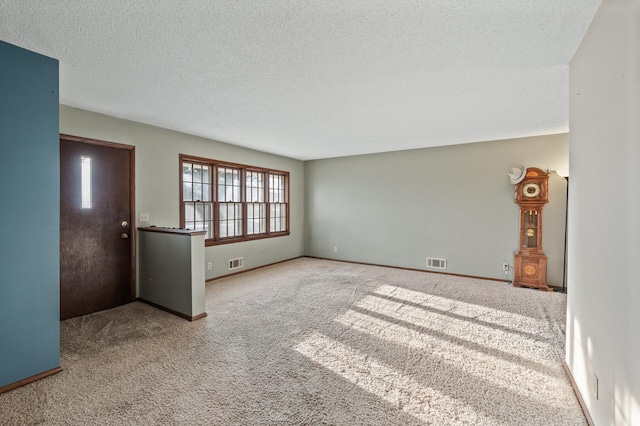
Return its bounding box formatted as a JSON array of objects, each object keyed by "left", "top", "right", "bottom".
[
  {"left": 0, "top": 258, "right": 585, "bottom": 425},
  {"left": 0, "top": 1, "right": 600, "bottom": 159}
]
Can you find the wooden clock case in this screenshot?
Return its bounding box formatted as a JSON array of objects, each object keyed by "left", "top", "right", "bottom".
[{"left": 513, "top": 167, "right": 552, "bottom": 291}]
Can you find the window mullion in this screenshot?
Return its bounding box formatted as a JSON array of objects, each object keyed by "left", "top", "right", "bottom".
[
  {"left": 179, "top": 157, "right": 185, "bottom": 229},
  {"left": 284, "top": 174, "right": 289, "bottom": 233},
  {"left": 213, "top": 164, "right": 219, "bottom": 241},
  {"left": 262, "top": 171, "right": 267, "bottom": 235},
  {"left": 265, "top": 173, "right": 271, "bottom": 235},
  {"left": 242, "top": 168, "right": 247, "bottom": 238}
]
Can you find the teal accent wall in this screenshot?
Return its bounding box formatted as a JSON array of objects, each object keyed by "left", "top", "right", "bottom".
[{"left": 0, "top": 40, "right": 60, "bottom": 387}]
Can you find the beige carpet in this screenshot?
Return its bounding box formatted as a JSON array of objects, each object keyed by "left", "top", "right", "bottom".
[{"left": 0, "top": 258, "right": 585, "bottom": 425}]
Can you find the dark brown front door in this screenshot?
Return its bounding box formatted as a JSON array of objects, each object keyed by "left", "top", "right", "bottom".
[{"left": 60, "top": 136, "right": 134, "bottom": 320}]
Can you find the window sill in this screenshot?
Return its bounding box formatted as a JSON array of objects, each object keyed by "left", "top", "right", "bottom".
[{"left": 205, "top": 232, "right": 290, "bottom": 246}]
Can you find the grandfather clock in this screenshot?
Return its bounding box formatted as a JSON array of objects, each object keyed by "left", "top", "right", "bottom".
[{"left": 513, "top": 167, "right": 552, "bottom": 291}]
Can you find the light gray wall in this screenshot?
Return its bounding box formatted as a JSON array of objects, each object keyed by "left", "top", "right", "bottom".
[
  {"left": 305, "top": 135, "right": 568, "bottom": 284},
  {"left": 60, "top": 106, "right": 304, "bottom": 285},
  {"left": 567, "top": 0, "right": 640, "bottom": 423}
]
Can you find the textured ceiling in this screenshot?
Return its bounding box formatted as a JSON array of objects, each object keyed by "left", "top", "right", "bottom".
[{"left": 0, "top": 1, "right": 600, "bottom": 160}]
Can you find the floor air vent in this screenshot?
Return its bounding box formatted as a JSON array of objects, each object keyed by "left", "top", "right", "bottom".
[
  {"left": 426, "top": 257, "right": 447, "bottom": 270},
  {"left": 228, "top": 257, "right": 244, "bottom": 270}
]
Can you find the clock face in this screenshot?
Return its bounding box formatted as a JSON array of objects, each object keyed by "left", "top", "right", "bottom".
[{"left": 522, "top": 182, "right": 541, "bottom": 198}]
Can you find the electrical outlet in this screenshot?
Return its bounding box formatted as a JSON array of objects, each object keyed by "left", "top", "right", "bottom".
[
  {"left": 333, "top": 246, "right": 338, "bottom": 253},
  {"left": 140, "top": 213, "right": 149, "bottom": 222},
  {"left": 502, "top": 263, "right": 509, "bottom": 271},
  {"left": 207, "top": 262, "right": 212, "bottom": 270}
]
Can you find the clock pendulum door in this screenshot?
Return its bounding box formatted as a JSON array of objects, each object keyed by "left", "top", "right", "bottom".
[{"left": 512, "top": 168, "right": 552, "bottom": 291}]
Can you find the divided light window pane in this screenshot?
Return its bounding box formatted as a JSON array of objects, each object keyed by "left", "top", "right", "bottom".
[
  {"left": 219, "top": 202, "right": 243, "bottom": 238},
  {"left": 183, "top": 162, "right": 211, "bottom": 202},
  {"left": 185, "top": 203, "right": 194, "bottom": 221},
  {"left": 269, "top": 174, "right": 285, "bottom": 203},
  {"left": 246, "top": 171, "right": 265, "bottom": 202},
  {"left": 181, "top": 161, "right": 213, "bottom": 238},
  {"left": 184, "top": 201, "right": 213, "bottom": 239},
  {"left": 182, "top": 163, "right": 192, "bottom": 183},
  {"left": 219, "top": 167, "right": 241, "bottom": 202},
  {"left": 183, "top": 182, "right": 193, "bottom": 201},
  {"left": 268, "top": 173, "right": 287, "bottom": 233},
  {"left": 247, "top": 203, "right": 266, "bottom": 235},
  {"left": 246, "top": 171, "right": 266, "bottom": 235}
]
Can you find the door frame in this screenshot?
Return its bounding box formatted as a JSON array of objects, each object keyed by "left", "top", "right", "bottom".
[{"left": 60, "top": 134, "right": 136, "bottom": 301}]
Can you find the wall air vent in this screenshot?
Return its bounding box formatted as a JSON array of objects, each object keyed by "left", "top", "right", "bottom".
[
  {"left": 426, "top": 257, "right": 447, "bottom": 270},
  {"left": 228, "top": 257, "right": 244, "bottom": 270}
]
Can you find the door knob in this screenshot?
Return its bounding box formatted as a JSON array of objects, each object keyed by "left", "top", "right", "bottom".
[
  {"left": 121, "top": 233, "right": 129, "bottom": 239},
  {"left": 121, "top": 221, "right": 128, "bottom": 227}
]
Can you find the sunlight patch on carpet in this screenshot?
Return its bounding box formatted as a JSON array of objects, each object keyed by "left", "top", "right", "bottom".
[
  {"left": 294, "top": 332, "right": 495, "bottom": 425},
  {"left": 374, "top": 284, "right": 548, "bottom": 334},
  {"left": 354, "top": 294, "right": 557, "bottom": 364},
  {"left": 335, "top": 309, "right": 568, "bottom": 405}
]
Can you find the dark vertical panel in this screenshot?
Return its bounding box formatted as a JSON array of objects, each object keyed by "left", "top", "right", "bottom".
[{"left": 60, "top": 140, "right": 133, "bottom": 319}]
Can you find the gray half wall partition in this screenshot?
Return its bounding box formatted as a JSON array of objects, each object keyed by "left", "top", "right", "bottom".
[{"left": 138, "top": 227, "right": 207, "bottom": 321}]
